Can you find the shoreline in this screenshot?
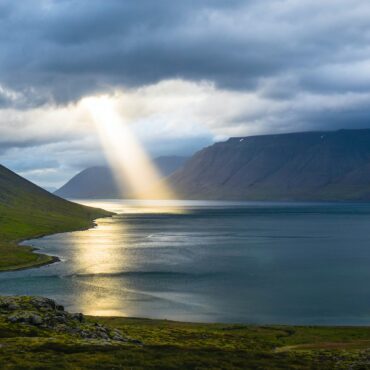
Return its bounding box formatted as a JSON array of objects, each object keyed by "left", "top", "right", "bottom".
[{"left": 0, "top": 216, "right": 111, "bottom": 273}]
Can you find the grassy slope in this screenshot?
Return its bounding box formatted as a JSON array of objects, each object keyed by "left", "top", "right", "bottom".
[
  {"left": 0, "top": 164, "right": 112, "bottom": 270},
  {"left": 2, "top": 314, "right": 370, "bottom": 369}
]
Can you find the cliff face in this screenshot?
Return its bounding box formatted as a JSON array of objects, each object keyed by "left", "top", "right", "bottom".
[{"left": 168, "top": 129, "right": 370, "bottom": 201}]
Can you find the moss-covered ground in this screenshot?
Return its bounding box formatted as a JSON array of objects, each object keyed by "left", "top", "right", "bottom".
[{"left": 2, "top": 310, "right": 370, "bottom": 369}]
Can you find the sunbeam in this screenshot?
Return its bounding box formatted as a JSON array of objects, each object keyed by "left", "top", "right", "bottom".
[{"left": 81, "top": 95, "right": 176, "bottom": 200}]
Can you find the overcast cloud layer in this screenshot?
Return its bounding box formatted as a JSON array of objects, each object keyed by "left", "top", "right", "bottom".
[{"left": 1, "top": 0, "right": 370, "bottom": 187}]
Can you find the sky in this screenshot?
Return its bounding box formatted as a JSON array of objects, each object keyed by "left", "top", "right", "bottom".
[{"left": 1, "top": 0, "right": 370, "bottom": 188}]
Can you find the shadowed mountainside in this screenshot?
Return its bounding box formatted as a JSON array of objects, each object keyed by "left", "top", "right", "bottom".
[
  {"left": 55, "top": 156, "right": 188, "bottom": 199},
  {"left": 0, "top": 164, "right": 112, "bottom": 270},
  {"left": 168, "top": 129, "right": 370, "bottom": 201}
]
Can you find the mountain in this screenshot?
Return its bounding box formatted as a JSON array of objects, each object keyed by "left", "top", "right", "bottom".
[
  {"left": 55, "top": 156, "right": 188, "bottom": 199},
  {"left": 167, "top": 129, "right": 370, "bottom": 201},
  {"left": 0, "top": 164, "right": 112, "bottom": 270}
]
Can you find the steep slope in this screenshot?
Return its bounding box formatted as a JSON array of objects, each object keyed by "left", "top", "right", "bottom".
[
  {"left": 55, "top": 156, "right": 188, "bottom": 199},
  {"left": 55, "top": 166, "right": 121, "bottom": 199},
  {"left": 0, "top": 164, "right": 112, "bottom": 270},
  {"left": 168, "top": 129, "right": 370, "bottom": 201}
]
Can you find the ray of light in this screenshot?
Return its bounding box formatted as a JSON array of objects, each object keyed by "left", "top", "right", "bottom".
[{"left": 81, "top": 96, "right": 176, "bottom": 201}]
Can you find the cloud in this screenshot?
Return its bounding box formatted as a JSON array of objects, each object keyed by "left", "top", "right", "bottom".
[
  {"left": 1, "top": 0, "right": 370, "bottom": 186},
  {"left": 1, "top": 0, "right": 370, "bottom": 104}
]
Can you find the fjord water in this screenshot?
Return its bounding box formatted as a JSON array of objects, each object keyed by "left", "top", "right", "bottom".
[{"left": 1, "top": 200, "right": 370, "bottom": 325}]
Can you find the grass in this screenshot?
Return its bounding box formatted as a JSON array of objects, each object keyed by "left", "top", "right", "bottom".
[
  {"left": 1, "top": 314, "right": 370, "bottom": 369},
  {"left": 0, "top": 164, "right": 112, "bottom": 271},
  {"left": 0, "top": 203, "right": 111, "bottom": 271}
]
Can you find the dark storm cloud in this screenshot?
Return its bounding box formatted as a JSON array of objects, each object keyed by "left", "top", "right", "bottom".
[
  {"left": 1, "top": 0, "right": 369, "bottom": 109},
  {"left": 1, "top": 0, "right": 370, "bottom": 184},
  {"left": 0, "top": 0, "right": 253, "bottom": 105}
]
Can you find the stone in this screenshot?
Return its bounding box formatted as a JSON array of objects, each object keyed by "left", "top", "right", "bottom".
[
  {"left": 30, "top": 314, "right": 43, "bottom": 325},
  {"left": 100, "top": 333, "right": 109, "bottom": 340},
  {"left": 71, "top": 313, "right": 84, "bottom": 322},
  {"left": 31, "top": 297, "right": 56, "bottom": 310},
  {"left": 8, "top": 315, "right": 19, "bottom": 323},
  {"left": 111, "top": 334, "right": 124, "bottom": 341},
  {"left": 129, "top": 338, "right": 143, "bottom": 345},
  {"left": 1, "top": 296, "right": 137, "bottom": 344},
  {"left": 7, "top": 312, "right": 43, "bottom": 326},
  {"left": 7, "top": 303, "right": 19, "bottom": 311}
]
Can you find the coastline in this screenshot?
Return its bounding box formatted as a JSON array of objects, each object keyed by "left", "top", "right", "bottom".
[
  {"left": 1, "top": 212, "right": 370, "bottom": 368},
  {"left": 0, "top": 216, "right": 112, "bottom": 273}
]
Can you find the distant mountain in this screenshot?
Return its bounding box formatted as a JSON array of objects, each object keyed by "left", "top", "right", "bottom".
[
  {"left": 167, "top": 129, "right": 370, "bottom": 201},
  {"left": 42, "top": 186, "right": 57, "bottom": 193},
  {"left": 55, "top": 156, "right": 188, "bottom": 199},
  {"left": 0, "top": 164, "right": 111, "bottom": 244}
]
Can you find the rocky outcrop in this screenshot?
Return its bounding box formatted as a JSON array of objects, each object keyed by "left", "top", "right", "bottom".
[{"left": 0, "top": 296, "right": 141, "bottom": 344}]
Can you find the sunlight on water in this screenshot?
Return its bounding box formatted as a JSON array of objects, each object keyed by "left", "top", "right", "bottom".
[
  {"left": 70, "top": 219, "right": 129, "bottom": 276},
  {"left": 74, "top": 277, "right": 130, "bottom": 317},
  {"left": 63, "top": 199, "right": 192, "bottom": 315},
  {"left": 74, "top": 199, "right": 189, "bottom": 214},
  {"left": 68, "top": 217, "right": 133, "bottom": 315},
  {"left": 6, "top": 200, "right": 370, "bottom": 324}
]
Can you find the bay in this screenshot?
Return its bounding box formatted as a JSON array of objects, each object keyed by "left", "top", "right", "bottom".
[{"left": 1, "top": 200, "right": 370, "bottom": 325}]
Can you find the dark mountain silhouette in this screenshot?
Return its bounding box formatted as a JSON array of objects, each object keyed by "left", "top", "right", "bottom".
[
  {"left": 55, "top": 156, "right": 188, "bottom": 199},
  {"left": 167, "top": 129, "right": 370, "bottom": 201}
]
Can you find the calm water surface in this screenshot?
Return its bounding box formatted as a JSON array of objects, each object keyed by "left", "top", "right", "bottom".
[{"left": 1, "top": 200, "right": 370, "bottom": 325}]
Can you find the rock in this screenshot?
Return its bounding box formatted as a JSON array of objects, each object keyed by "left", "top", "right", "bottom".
[
  {"left": 8, "top": 315, "right": 19, "bottom": 324},
  {"left": 55, "top": 315, "right": 67, "bottom": 324},
  {"left": 110, "top": 329, "right": 124, "bottom": 341},
  {"left": 71, "top": 313, "right": 84, "bottom": 322},
  {"left": 7, "top": 303, "right": 19, "bottom": 311},
  {"left": 0, "top": 298, "right": 20, "bottom": 311},
  {"left": 100, "top": 332, "right": 109, "bottom": 340},
  {"left": 30, "top": 314, "right": 43, "bottom": 326},
  {"left": 2, "top": 296, "right": 138, "bottom": 344},
  {"left": 7, "top": 312, "right": 43, "bottom": 326},
  {"left": 31, "top": 297, "right": 56, "bottom": 311},
  {"left": 111, "top": 334, "right": 124, "bottom": 341},
  {"left": 129, "top": 339, "right": 143, "bottom": 345}
]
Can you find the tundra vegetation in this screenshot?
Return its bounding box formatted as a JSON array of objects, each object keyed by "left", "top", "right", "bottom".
[{"left": 1, "top": 296, "right": 370, "bottom": 369}]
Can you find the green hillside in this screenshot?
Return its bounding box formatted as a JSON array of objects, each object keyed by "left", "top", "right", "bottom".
[
  {"left": 0, "top": 164, "right": 112, "bottom": 271},
  {"left": 1, "top": 296, "right": 370, "bottom": 369}
]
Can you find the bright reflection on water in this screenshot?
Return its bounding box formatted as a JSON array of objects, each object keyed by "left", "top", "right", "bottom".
[
  {"left": 80, "top": 199, "right": 190, "bottom": 215},
  {"left": 2, "top": 199, "right": 370, "bottom": 324},
  {"left": 71, "top": 218, "right": 127, "bottom": 275}
]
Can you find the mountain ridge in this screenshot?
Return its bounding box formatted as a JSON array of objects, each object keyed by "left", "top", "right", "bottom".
[
  {"left": 167, "top": 128, "right": 370, "bottom": 201},
  {"left": 55, "top": 155, "right": 188, "bottom": 199}
]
